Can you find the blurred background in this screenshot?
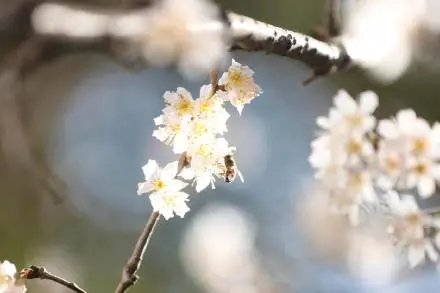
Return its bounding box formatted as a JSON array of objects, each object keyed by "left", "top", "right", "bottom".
[{"left": 1, "top": 0, "right": 440, "bottom": 292}]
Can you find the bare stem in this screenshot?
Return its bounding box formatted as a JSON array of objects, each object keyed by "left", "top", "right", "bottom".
[
  {"left": 115, "top": 211, "right": 160, "bottom": 293},
  {"left": 21, "top": 266, "right": 86, "bottom": 293}
]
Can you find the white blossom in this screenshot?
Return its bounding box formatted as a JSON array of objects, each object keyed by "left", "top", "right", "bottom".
[
  {"left": 137, "top": 160, "right": 187, "bottom": 195},
  {"left": 181, "top": 137, "right": 234, "bottom": 192},
  {"left": 310, "top": 90, "right": 379, "bottom": 226},
  {"left": 338, "top": 0, "right": 425, "bottom": 82},
  {"left": 0, "top": 261, "right": 26, "bottom": 293},
  {"left": 163, "top": 87, "right": 196, "bottom": 118},
  {"left": 406, "top": 156, "right": 440, "bottom": 198},
  {"left": 385, "top": 192, "right": 438, "bottom": 267},
  {"left": 193, "top": 85, "right": 230, "bottom": 134},
  {"left": 153, "top": 113, "right": 191, "bottom": 154},
  {"left": 318, "top": 90, "right": 378, "bottom": 135},
  {"left": 326, "top": 170, "right": 377, "bottom": 226},
  {"left": 219, "top": 59, "right": 262, "bottom": 115},
  {"left": 150, "top": 190, "right": 190, "bottom": 220},
  {"left": 133, "top": 0, "right": 227, "bottom": 78},
  {"left": 377, "top": 109, "right": 440, "bottom": 196}
]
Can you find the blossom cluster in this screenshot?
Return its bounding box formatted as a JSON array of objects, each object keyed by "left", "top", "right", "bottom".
[
  {"left": 137, "top": 59, "right": 262, "bottom": 220},
  {"left": 0, "top": 261, "right": 26, "bottom": 293},
  {"left": 309, "top": 89, "right": 440, "bottom": 269}
]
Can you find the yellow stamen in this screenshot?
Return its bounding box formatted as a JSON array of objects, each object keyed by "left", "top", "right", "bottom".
[{"left": 153, "top": 180, "right": 165, "bottom": 191}]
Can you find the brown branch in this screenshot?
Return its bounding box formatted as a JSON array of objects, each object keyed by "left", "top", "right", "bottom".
[
  {"left": 115, "top": 211, "right": 160, "bottom": 293},
  {"left": 17, "top": 2, "right": 351, "bottom": 86},
  {"left": 21, "top": 265, "right": 87, "bottom": 293}
]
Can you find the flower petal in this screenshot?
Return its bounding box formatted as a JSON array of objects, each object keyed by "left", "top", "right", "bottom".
[
  {"left": 137, "top": 182, "right": 154, "bottom": 195},
  {"left": 408, "top": 245, "right": 425, "bottom": 268},
  {"left": 418, "top": 177, "right": 435, "bottom": 198},
  {"left": 359, "top": 90, "right": 378, "bottom": 113},
  {"left": 334, "top": 90, "right": 357, "bottom": 114},
  {"left": 161, "top": 161, "right": 179, "bottom": 181},
  {"left": 141, "top": 160, "right": 159, "bottom": 181}
]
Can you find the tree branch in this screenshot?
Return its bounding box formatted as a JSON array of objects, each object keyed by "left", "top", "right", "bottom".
[
  {"left": 115, "top": 211, "right": 160, "bottom": 293},
  {"left": 227, "top": 11, "right": 350, "bottom": 83},
  {"left": 21, "top": 265, "right": 87, "bottom": 293},
  {"left": 19, "top": 2, "right": 350, "bottom": 84}
]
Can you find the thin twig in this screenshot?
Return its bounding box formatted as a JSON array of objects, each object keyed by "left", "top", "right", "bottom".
[
  {"left": 115, "top": 211, "right": 160, "bottom": 293},
  {"left": 21, "top": 265, "right": 86, "bottom": 293}
]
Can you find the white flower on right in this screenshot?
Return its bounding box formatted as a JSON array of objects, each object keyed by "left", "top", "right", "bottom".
[
  {"left": 219, "top": 59, "right": 262, "bottom": 115},
  {"left": 320, "top": 90, "right": 378, "bottom": 135},
  {"left": 377, "top": 109, "right": 440, "bottom": 196},
  {"left": 0, "top": 261, "right": 26, "bottom": 293},
  {"left": 385, "top": 191, "right": 439, "bottom": 267}
]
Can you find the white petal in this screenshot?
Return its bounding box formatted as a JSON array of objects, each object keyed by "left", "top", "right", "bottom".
[
  {"left": 174, "top": 196, "right": 190, "bottom": 218},
  {"left": 316, "top": 116, "right": 330, "bottom": 129},
  {"left": 425, "top": 241, "right": 438, "bottom": 262},
  {"left": 431, "top": 164, "right": 440, "bottom": 179},
  {"left": 435, "top": 233, "right": 440, "bottom": 250},
  {"left": 431, "top": 123, "right": 440, "bottom": 143},
  {"left": 359, "top": 90, "right": 379, "bottom": 113},
  {"left": 152, "top": 128, "right": 167, "bottom": 142},
  {"left": 169, "top": 179, "right": 188, "bottom": 191},
  {"left": 160, "top": 206, "right": 175, "bottom": 220},
  {"left": 376, "top": 176, "right": 394, "bottom": 191},
  {"left": 378, "top": 120, "right": 398, "bottom": 139},
  {"left": 196, "top": 173, "right": 211, "bottom": 192},
  {"left": 396, "top": 109, "right": 417, "bottom": 134},
  {"left": 153, "top": 115, "right": 164, "bottom": 125},
  {"left": 408, "top": 245, "right": 425, "bottom": 268},
  {"left": 163, "top": 90, "right": 178, "bottom": 103},
  {"left": 176, "top": 87, "right": 193, "bottom": 101},
  {"left": 137, "top": 182, "right": 154, "bottom": 195},
  {"left": 218, "top": 72, "right": 229, "bottom": 86},
  {"left": 199, "top": 84, "right": 212, "bottom": 98},
  {"left": 334, "top": 90, "right": 357, "bottom": 114},
  {"left": 235, "top": 104, "right": 244, "bottom": 115},
  {"left": 141, "top": 160, "right": 159, "bottom": 180},
  {"left": 0, "top": 261, "right": 17, "bottom": 277},
  {"left": 349, "top": 205, "right": 360, "bottom": 226},
  {"left": 172, "top": 132, "right": 189, "bottom": 154},
  {"left": 161, "top": 161, "right": 179, "bottom": 181},
  {"left": 149, "top": 193, "right": 164, "bottom": 211},
  {"left": 179, "top": 168, "right": 195, "bottom": 180},
  {"left": 418, "top": 177, "right": 435, "bottom": 198},
  {"left": 384, "top": 190, "right": 402, "bottom": 211}
]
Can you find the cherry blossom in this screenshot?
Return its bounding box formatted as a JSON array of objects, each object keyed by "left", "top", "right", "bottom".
[
  {"left": 0, "top": 261, "right": 26, "bottom": 293},
  {"left": 218, "top": 59, "right": 262, "bottom": 115}
]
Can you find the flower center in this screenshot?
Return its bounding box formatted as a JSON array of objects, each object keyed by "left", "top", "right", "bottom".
[
  {"left": 193, "top": 121, "right": 208, "bottom": 135},
  {"left": 229, "top": 69, "right": 242, "bottom": 85},
  {"left": 347, "top": 114, "right": 363, "bottom": 127},
  {"left": 176, "top": 100, "right": 193, "bottom": 116},
  {"left": 164, "top": 194, "right": 178, "bottom": 206},
  {"left": 153, "top": 180, "right": 165, "bottom": 191},
  {"left": 413, "top": 138, "right": 427, "bottom": 154},
  {"left": 385, "top": 157, "right": 399, "bottom": 172},
  {"left": 414, "top": 163, "right": 427, "bottom": 175},
  {"left": 347, "top": 139, "right": 361, "bottom": 154}
]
